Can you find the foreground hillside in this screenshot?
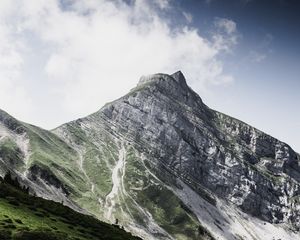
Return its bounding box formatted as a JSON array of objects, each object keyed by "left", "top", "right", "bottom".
[
  {"left": 0, "top": 71, "right": 299, "bottom": 240},
  {"left": 0, "top": 173, "right": 141, "bottom": 240}
]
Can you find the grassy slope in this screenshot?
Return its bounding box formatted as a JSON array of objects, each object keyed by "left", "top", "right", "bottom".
[
  {"left": 0, "top": 178, "right": 141, "bottom": 240},
  {"left": 24, "top": 124, "right": 89, "bottom": 196},
  {"left": 55, "top": 122, "right": 116, "bottom": 218}
]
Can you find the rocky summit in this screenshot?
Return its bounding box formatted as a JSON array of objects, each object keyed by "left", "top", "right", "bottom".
[{"left": 0, "top": 72, "right": 299, "bottom": 240}]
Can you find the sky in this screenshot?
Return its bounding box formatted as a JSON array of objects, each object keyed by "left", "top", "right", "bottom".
[{"left": 0, "top": 0, "right": 299, "bottom": 152}]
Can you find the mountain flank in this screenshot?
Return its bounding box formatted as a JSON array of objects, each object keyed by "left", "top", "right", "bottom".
[{"left": 0, "top": 71, "right": 299, "bottom": 240}]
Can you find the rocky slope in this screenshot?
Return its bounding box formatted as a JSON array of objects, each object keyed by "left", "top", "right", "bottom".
[{"left": 0, "top": 71, "right": 299, "bottom": 240}]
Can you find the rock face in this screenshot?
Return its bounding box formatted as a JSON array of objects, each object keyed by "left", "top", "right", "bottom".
[{"left": 0, "top": 72, "right": 299, "bottom": 240}]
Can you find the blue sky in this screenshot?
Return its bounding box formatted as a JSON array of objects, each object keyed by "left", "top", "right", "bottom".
[{"left": 0, "top": 0, "right": 299, "bottom": 151}]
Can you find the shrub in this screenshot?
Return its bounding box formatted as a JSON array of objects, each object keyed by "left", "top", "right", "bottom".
[
  {"left": 13, "top": 230, "right": 66, "bottom": 240},
  {"left": 4, "top": 224, "right": 16, "bottom": 229},
  {"left": 0, "top": 230, "right": 12, "bottom": 240},
  {"left": 3, "top": 218, "right": 13, "bottom": 224},
  {"left": 8, "top": 199, "right": 20, "bottom": 206},
  {"left": 15, "top": 219, "right": 23, "bottom": 224}
]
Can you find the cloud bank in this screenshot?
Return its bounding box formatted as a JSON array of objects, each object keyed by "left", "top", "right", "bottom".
[{"left": 0, "top": 0, "right": 237, "bottom": 128}]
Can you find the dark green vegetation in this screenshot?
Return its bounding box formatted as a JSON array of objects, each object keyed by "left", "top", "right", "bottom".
[{"left": 0, "top": 173, "right": 141, "bottom": 240}]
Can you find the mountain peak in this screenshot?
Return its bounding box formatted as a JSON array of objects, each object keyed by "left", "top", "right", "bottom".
[
  {"left": 171, "top": 70, "right": 187, "bottom": 85},
  {"left": 137, "top": 71, "right": 188, "bottom": 89},
  {"left": 132, "top": 71, "right": 205, "bottom": 110}
]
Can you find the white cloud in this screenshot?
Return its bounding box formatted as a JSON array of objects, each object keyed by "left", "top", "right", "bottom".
[
  {"left": 214, "top": 18, "right": 237, "bottom": 34},
  {"left": 212, "top": 18, "right": 238, "bottom": 52},
  {"left": 153, "top": 0, "right": 170, "bottom": 10},
  {"left": 0, "top": 0, "right": 238, "bottom": 128},
  {"left": 0, "top": 3, "right": 33, "bottom": 120}
]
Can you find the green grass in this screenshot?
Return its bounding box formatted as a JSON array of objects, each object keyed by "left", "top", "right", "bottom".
[
  {"left": 76, "top": 140, "right": 118, "bottom": 218},
  {"left": 83, "top": 146, "right": 114, "bottom": 198},
  {"left": 0, "top": 177, "right": 141, "bottom": 240}
]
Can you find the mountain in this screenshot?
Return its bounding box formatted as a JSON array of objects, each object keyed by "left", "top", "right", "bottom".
[{"left": 0, "top": 71, "right": 299, "bottom": 240}]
